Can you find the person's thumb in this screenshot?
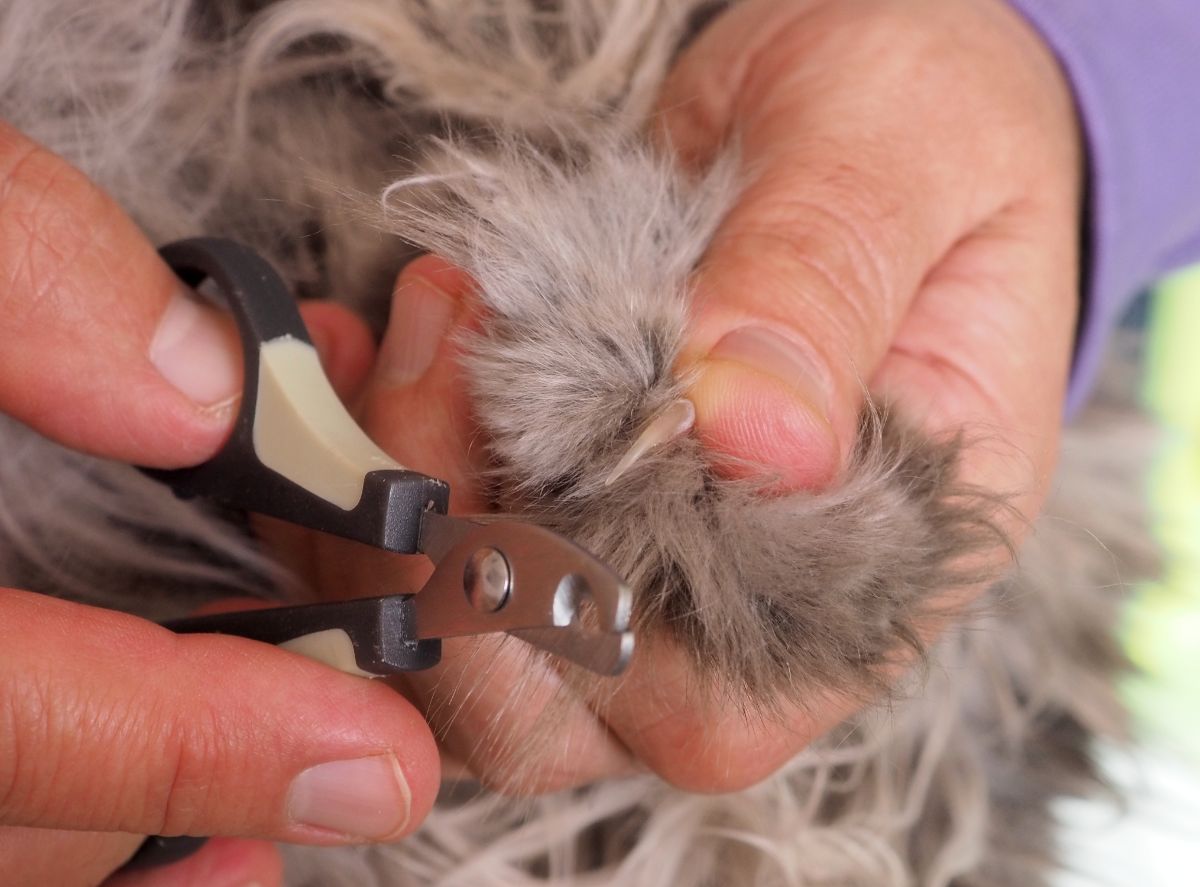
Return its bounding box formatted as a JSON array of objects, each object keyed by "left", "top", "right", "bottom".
[
  {"left": 656, "top": 0, "right": 1036, "bottom": 489},
  {"left": 0, "top": 589, "right": 439, "bottom": 843}
]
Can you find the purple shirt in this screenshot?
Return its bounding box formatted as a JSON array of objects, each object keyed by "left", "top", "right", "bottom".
[{"left": 1007, "top": 0, "right": 1200, "bottom": 411}]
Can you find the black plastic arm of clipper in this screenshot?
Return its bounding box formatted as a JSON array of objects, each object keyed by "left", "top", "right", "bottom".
[
  {"left": 125, "top": 595, "right": 442, "bottom": 875},
  {"left": 118, "top": 836, "right": 210, "bottom": 873},
  {"left": 144, "top": 238, "right": 449, "bottom": 554},
  {"left": 164, "top": 595, "right": 441, "bottom": 674}
]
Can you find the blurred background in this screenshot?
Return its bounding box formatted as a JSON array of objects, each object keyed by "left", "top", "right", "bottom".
[
  {"left": 1056, "top": 267, "right": 1200, "bottom": 886},
  {"left": 1128, "top": 265, "right": 1200, "bottom": 762}
]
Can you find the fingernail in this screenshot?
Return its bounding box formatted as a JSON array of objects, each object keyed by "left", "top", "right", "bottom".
[
  {"left": 707, "top": 326, "right": 831, "bottom": 414},
  {"left": 149, "top": 287, "right": 241, "bottom": 408},
  {"left": 378, "top": 277, "right": 458, "bottom": 386},
  {"left": 287, "top": 754, "right": 411, "bottom": 840}
]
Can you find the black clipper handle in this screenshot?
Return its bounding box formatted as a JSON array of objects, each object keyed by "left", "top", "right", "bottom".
[
  {"left": 165, "top": 594, "right": 441, "bottom": 675},
  {"left": 146, "top": 238, "right": 449, "bottom": 554},
  {"left": 126, "top": 240, "right": 448, "bottom": 875},
  {"left": 119, "top": 836, "right": 209, "bottom": 873}
]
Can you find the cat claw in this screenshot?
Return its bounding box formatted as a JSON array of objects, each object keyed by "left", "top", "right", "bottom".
[{"left": 604, "top": 398, "right": 696, "bottom": 486}]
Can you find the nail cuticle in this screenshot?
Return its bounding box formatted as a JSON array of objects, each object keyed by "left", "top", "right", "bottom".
[{"left": 707, "top": 325, "right": 833, "bottom": 414}]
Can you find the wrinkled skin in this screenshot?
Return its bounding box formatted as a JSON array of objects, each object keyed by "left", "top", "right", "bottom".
[{"left": 0, "top": 0, "right": 1079, "bottom": 882}]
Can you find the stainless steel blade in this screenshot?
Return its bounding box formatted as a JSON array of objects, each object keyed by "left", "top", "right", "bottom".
[{"left": 414, "top": 511, "right": 634, "bottom": 675}]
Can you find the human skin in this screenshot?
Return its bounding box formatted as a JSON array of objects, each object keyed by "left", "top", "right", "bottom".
[
  {"left": 1, "top": 0, "right": 1081, "bottom": 881},
  {"left": 320, "top": 0, "right": 1082, "bottom": 793},
  {"left": 0, "top": 123, "right": 439, "bottom": 886}
]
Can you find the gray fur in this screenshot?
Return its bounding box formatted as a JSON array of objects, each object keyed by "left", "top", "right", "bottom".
[
  {"left": 382, "top": 136, "right": 1007, "bottom": 700},
  {"left": 0, "top": 1, "right": 1153, "bottom": 885},
  {"left": 282, "top": 399, "right": 1150, "bottom": 887}
]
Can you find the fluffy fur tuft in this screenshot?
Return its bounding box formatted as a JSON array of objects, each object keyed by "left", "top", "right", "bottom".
[
  {"left": 380, "top": 136, "right": 1006, "bottom": 700},
  {"left": 0, "top": 2, "right": 1155, "bottom": 885}
]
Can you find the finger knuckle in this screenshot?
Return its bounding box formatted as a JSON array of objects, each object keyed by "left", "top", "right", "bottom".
[{"left": 147, "top": 693, "right": 227, "bottom": 836}]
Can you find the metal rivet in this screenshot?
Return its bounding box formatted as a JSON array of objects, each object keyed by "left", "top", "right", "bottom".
[{"left": 464, "top": 547, "right": 511, "bottom": 613}]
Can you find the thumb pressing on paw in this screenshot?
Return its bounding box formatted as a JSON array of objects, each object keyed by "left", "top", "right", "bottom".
[
  {"left": 660, "top": 0, "right": 943, "bottom": 491},
  {"left": 660, "top": 0, "right": 1081, "bottom": 500}
]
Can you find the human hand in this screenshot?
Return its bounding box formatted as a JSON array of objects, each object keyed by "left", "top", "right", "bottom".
[
  {"left": 666, "top": 0, "right": 1081, "bottom": 509},
  {"left": 0, "top": 123, "right": 441, "bottom": 886},
  {"left": 312, "top": 0, "right": 1082, "bottom": 796}
]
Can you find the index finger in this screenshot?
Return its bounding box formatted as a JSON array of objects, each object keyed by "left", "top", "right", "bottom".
[{"left": 0, "top": 122, "right": 240, "bottom": 466}]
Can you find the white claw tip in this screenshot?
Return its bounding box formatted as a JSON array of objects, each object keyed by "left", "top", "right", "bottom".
[{"left": 604, "top": 398, "right": 696, "bottom": 486}]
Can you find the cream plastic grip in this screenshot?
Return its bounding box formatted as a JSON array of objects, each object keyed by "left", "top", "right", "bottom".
[
  {"left": 134, "top": 239, "right": 455, "bottom": 873},
  {"left": 145, "top": 238, "right": 449, "bottom": 554}
]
